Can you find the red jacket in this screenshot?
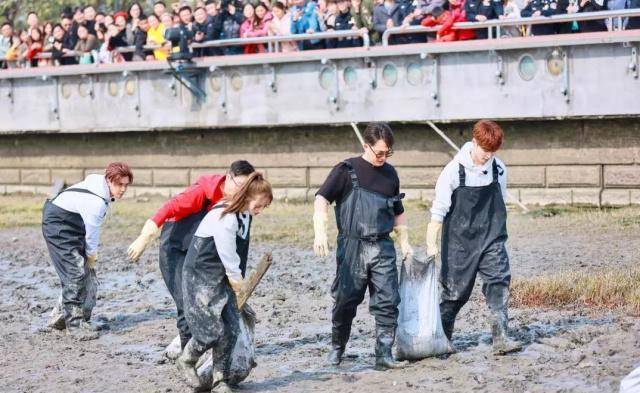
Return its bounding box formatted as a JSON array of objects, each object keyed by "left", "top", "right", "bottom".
[
  {"left": 452, "top": 1, "right": 476, "bottom": 41},
  {"left": 420, "top": 2, "right": 475, "bottom": 41},
  {"left": 151, "top": 174, "right": 225, "bottom": 227}
]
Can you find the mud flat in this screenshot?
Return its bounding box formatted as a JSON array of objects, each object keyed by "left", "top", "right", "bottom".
[{"left": 0, "top": 199, "right": 638, "bottom": 393}]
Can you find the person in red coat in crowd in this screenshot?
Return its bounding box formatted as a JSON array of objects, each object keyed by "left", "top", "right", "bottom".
[
  {"left": 420, "top": 0, "right": 475, "bottom": 42},
  {"left": 127, "top": 160, "right": 256, "bottom": 354}
]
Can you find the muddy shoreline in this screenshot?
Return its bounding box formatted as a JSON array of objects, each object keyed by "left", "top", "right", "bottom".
[{"left": 1, "top": 205, "right": 639, "bottom": 393}]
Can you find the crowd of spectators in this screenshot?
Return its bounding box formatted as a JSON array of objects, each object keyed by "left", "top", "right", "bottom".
[{"left": 0, "top": 0, "right": 638, "bottom": 68}]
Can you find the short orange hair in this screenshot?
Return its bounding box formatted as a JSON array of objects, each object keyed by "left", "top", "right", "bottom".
[
  {"left": 105, "top": 162, "right": 133, "bottom": 183},
  {"left": 472, "top": 120, "right": 503, "bottom": 152}
]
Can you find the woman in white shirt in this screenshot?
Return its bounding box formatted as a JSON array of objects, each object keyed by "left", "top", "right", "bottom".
[{"left": 176, "top": 172, "right": 272, "bottom": 392}]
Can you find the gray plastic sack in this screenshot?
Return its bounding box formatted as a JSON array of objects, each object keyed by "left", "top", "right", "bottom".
[
  {"left": 620, "top": 365, "right": 640, "bottom": 393},
  {"left": 197, "top": 304, "right": 257, "bottom": 388},
  {"left": 396, "top": 253, "right": 453, "bottom": 360}
]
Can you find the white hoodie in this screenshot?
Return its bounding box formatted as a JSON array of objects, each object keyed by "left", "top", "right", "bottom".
[
  {"left": 52, "top": 174, "right": 112, "bottom": 257},
  {"left": 430, "top": 141, "right": 508, "bottom": 222}
]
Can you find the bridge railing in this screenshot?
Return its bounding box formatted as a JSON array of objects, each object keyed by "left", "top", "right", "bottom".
[
  {"left": 382, "top": 8, "right": 640, "bottom": 45},
  {"left": 0, "top": 29, "right": 370, "bottom": 63}
]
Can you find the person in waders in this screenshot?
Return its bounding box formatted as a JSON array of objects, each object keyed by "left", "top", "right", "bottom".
[
  {"left": 42, "top": 162, "right": 133, "bottom": 340},
  {"left": 313, "top": 122, "right": 413, "bottom": 370},
  {"left": 127, "top": 160, "right": 255, "bottom": 355},
  {"left": 425, "top": 120, "right": 522, "bottom": 355},
  {"left": 176, "top": 172, "right": 272, "bottom": 393}
]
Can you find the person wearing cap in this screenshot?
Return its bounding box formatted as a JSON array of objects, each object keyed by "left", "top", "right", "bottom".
[
  {"left": 425, "top": 120, "right": 521, "bottom": 355},
  {"left": 127, "top": 161, "right": 255, "bottom": 355},
  {"left": 313, "top": 122, "right": 413, "bottom": 370},
  {"left": 43, "top": 163, "right": 133, "bottom": 340}
]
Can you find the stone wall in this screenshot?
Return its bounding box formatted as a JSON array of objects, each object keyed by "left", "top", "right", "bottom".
[{"left": 1, "top": 119, "right": 638, "bottom": 206}]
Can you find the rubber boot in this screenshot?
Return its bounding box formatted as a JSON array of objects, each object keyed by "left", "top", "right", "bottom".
[
  {"left": 374, "top": 327, "right": 407, "bottom": 370},
  {"left": 439, "top": 301, "right": 460, "bottom": 342},
  {"left": 65, "top": 306, "right": 99, "bottom": 341},
  {"left": 176, "top": 339, "right": 206, "bottom": 388},
  {"left": 490, "top": 310, "right": 522, "bottom": 356},
  {"left": 47, "top": 300, "right": 66, "bottom": 330},
  {"left": 327, "top": 328, "right": 348, "bottom": 366},
  {"left": 327, "top": 344, "right": 345, "bottom": 366},
  {"left": 164, "top": 334, "right": 183, "bottom": 360},
  {"left": 211, "top": 371, "right": 233, "bottom": 393}
]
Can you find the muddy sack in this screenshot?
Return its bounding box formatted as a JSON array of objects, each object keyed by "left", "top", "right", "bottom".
[
  {"left": 396, "top": 254, "right": 452, "bottom": 360},
  {"left": 197, "top": 304, "right": 257, "bottom": 388}
]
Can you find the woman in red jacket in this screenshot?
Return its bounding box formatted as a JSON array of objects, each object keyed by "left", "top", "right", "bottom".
[
  {"left": 420, "top": 0, "right": 475, "bottom": 42},
  {"left": 127, "top": 160, "right": 255, "bottom": 353}
]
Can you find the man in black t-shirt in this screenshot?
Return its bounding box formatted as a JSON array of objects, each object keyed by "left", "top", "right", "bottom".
[{"left": 313, "top": 123, "right": 413, "bottom": 370}]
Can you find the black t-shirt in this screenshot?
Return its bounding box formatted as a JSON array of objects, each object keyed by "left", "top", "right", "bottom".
[{"left": 316, "top": 156, "right": 404, "bottom": 215}]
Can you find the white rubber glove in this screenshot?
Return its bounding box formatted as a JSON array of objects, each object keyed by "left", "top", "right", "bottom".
[
  {"left": 313, "top": 211, "right": 329, "bottom": 257},
  {"left": 393, "top": 224, "right": 413, "bottom": 259},
  {"left": 127, "top": 219, "right": 161, "bottom": 261},
  {"left": 426, "top": 221, "right": 443, "bottom": 257}
]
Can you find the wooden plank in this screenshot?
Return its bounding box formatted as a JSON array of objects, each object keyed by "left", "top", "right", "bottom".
[{"left": 237, "top": 252, "right": 273, "bottom": 309}]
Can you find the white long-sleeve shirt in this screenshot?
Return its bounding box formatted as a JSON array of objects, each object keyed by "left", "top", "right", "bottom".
[
  {"left": 430, "top": 142, "right": 508, "bottom": 222},
  {"left": 194, "top": 203, "right": 251, "bottom": 282},
  {"left": 52, "top": 174, "right": 112, "bottom": 256}
]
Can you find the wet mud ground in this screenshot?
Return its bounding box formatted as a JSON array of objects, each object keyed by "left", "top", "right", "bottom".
[{"left": 0, "top": 198, "right": 639, "bottom": 393}]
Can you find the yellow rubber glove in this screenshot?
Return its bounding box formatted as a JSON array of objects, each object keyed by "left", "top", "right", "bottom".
[
  {"left": 426, "top": 221, "right": 443, "bottom": 257},
  {"left": 313, "top": 211, "right": 329, "bottom": 257},
  {"left": 393, "top": 225, "right": 413, "bottom": 259},
  {"left": 86, "top": 254, "right": 97, "bottom": 269},
  {"left": 127, "top": 219, "right": 161, "bottom": 261},
  {"left": 228, "top": 277, "right": 244, "bottom": 300}
]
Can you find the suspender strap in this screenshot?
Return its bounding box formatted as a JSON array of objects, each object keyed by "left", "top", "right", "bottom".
[
  {"left": 341, "top": 160, "right": 359, "bottom": 188},
  {"left": 53, "top": 187, "right": 110, "bottom": 206},
  {"left": 458, "top": 164, "right": 466, "bottom": 187},
  {"left": 492, "top": 160, "right": 502, "bottom": 184}
]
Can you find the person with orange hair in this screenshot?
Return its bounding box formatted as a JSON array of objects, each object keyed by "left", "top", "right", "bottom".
[
  {"left": 425, "top": 120, "right": 521, "bottom": 355},
  {"left": 42, "top": 162, "right": 133, "bottom": 340}
]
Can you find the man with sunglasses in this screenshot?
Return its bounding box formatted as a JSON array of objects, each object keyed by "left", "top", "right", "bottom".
[
  {"left": 426, "top": 120, "right": 521, "bottom": 355},
  {"left": 127, "top": 160, "right": 255, "bottom": 356},
  {"left": 313, "top": 122, "right": 413, "bottom": 370}
]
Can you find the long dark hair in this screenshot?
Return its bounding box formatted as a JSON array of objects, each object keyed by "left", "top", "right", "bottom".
[{"left": 222, "top": 172, "right": 272, "bottom": 218}]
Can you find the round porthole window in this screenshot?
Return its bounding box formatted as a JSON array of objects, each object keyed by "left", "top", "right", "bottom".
[
  {"left": 230, "top": 72, "right": 243, "bottom": 91},
  {"left": 382, "top": 63, "right": 398, "bottom": 86},
  {"left": 546, "top": 50, "right": 564, "bottom": 76},
  {"left": 60, "top": 82, "right": 71, "bottom": 99},
  {"left": 125, "top": 79, "right": 136, "bottom": 96},
  {"left": 108, "top": 80, "right": 119, "bottom": 96},
  {"left": 209, "top": 74, "right": 222, "bottom": 92},
  {"left": 406, "top": 63, "right": 423, "bottom": 86},
  {"left": 78, "top": 80, "right": 89, "bottom": 97},
  {"left": 319, "top": 66, "right": 335, "bottom": 90},
  {"left": 518, "top": 54, "right": 536, "bottom": 81},
  {"left": 343, "top": 66, "right": 357, "bottom": 87}
]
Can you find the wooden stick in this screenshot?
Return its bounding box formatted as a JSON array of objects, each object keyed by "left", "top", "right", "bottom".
[{"left": 237, "top": 252, "right": 273, "bottom": 309}]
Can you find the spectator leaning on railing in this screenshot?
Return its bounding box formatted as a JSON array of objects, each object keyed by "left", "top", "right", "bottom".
[
  {"left": 268, "top": 1, "right": 299, "bottom": 52},
  {"left": 0, "top": 22, "right": 13, "bottom": 68},
  {"left": 465, "top": 0, "right": 504, "bottom": 38},
  {"left": 74, "top": 24, "right": 100, "bottom": 64},
  {"left": 291, "top": 0, "right": 323, "bottom": 50},
  {"left": 352, "top": 0, "right": 377, "bottom": 43},
  {"left": 373, "top": 0, "right": 404, "bottom": 44}
]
